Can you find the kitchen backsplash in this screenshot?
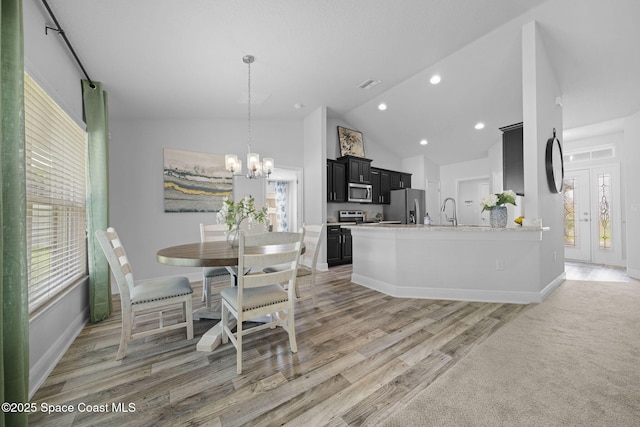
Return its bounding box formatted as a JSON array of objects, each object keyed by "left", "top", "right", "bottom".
[{"left": 327, "top": 202, "right": 384, "bottom": 223}]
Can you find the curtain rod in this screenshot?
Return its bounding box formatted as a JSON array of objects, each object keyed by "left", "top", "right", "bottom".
[{"left": 41, "top": 0, "right": 95, "bottom": 88}]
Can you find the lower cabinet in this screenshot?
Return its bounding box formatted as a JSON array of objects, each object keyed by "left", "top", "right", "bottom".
[{"left": 327, "top": 225, "right": 352, "bottom": 266}]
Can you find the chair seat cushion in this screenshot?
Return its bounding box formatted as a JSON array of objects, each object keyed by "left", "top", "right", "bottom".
[
  {"left": 203, "top": 266, "right": 232, "bottom": 278},
  {"left": 263, "top": 264, "right": 311, "bottom": 277},
  {"left": 221, "top": 284, "right": 287, "bottom": 312},
  {"left": 131, "top": 276, "right": 193, "bottom": 304}
]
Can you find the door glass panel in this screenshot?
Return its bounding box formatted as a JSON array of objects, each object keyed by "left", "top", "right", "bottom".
[
  {"left": 563, "top": 177, "right": 577, "bottom": 247},
  {"left": 598, "top": 173, "right": 611, "bottom": 250}
]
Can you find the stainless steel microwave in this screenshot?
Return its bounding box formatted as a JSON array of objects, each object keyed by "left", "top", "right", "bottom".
[{"left": 348, "top": 182, "right": 372, "bottom": 203}]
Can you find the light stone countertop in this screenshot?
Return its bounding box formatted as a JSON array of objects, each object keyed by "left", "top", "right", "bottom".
[{"left": 344, "top": 223, "right": 549, "bottom": 232}]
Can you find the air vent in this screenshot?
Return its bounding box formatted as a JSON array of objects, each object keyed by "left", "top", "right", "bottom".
[
  {"left": 357, "top": 79, "right": 381, "bottom": 90},
  {"left": 237, "top": 92, "right": 271, "bottom": 105}
]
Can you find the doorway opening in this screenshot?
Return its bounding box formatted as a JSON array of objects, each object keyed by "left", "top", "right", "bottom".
[
  {"left": 456, "top": 177, "right": 489, "bottom": 226},
  {"left": 266, "top": 167, "right": 302, "bottom": 232}
]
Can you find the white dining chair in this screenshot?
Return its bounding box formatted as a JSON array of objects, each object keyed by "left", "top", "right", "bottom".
[
  {"left": 220, "top": 228, "right": 304, "bottom": 374},
  {"left": 263, "top": 223, "right": 325, "bottom": 307},
  {"left": 199, "top": 223, "right": 237, "bottom": 306},
  {"left": 95, "top": 227, "right": 194, "bottom": 360}
]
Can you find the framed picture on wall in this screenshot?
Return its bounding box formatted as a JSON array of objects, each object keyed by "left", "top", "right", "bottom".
[
  {"left": 163, "top": 148, "right": 232, "bottom": 212},
  {"left": 337, "top": 126, "right": 365, "bottom": 157}
]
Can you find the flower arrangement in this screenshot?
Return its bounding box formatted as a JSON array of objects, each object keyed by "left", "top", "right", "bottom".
[
  {"left": 217, "top": 195, "right": 269, "bottom": 231},
  {"left": 480, "top": 190, "right": 517, "bottom": 212}
]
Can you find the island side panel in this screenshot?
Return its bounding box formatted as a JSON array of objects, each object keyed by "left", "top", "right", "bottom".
[{"left": 349, "top": 225, "right": 557, "bottom": 304}]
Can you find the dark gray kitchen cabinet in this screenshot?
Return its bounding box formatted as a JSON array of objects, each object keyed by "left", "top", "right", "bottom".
[
  {"left": 338, "top": 155, "right": 372, "bottom": 184},
  {"left": 390, "top": 171, "right": 411, "bottom": 189},
  {"left": 327, "top": 225, "right": 352, "bottom": 266},
  {"left": 327, "top": 160, "right": 346, "bottom": 202},
  {"left": 371, "top": 167, "right": 391, "bottom": 204}
]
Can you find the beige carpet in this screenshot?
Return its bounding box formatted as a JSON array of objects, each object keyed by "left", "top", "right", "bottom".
[{"left": 380, "top": 280, "right": 640, "bottom": 426}]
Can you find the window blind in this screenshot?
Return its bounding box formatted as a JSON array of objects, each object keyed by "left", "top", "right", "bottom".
[{"left": 25, "top": 73, "right": 87, "bottom": 313}]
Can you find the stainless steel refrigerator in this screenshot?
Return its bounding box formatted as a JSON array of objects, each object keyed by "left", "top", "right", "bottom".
[{"left": 384, "top": 188, "right": 426, "bottom": 224}]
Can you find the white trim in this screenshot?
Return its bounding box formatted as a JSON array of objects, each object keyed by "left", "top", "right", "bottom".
[
  {"left": 351, "top": 272, "right": 566, "bottom": 305},
  {"left": 29, "top": 306, "right": 89, "bottom": 399},
  {"left": 627, "top": 268, "right": 640, "bottom": 280}
]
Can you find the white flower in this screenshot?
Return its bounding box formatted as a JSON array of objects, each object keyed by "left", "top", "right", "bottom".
[{"left": 480, "top": 194, "right": 498, "bottom": 208}]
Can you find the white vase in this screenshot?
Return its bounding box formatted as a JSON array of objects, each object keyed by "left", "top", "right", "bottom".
[{"left": 490, "top": 206, "right": 508, "bottom": 228}]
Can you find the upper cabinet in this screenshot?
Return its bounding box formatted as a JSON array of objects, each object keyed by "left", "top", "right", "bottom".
[
  {"left": 500, "top": 122, "right": 524, "bottom": 196},
  {"left": 371, "top": 167, "right": 392, "bottom": 204},
  {"left": 327, "top": 160, "right": 346, "bottom": 202},
  {"left": 328, "top": 156, "right": 410, "bottom": 204},
  {"left": 338, "top": 155, "right": 372, "bottom": 184},
  {"left": 390, "top": 171, "right": 411, "bottom": 189}
]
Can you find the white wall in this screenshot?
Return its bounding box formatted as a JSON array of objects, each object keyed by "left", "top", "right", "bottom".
[
  {"left": 401, "top": 155, "right": 425, "bottom": 190},
  {"left": 304, "top": 107, "right": 326, "bottom": 226},
  {"left": 440, "top": 158, "right": 490, "bottom": 199},
  {"left": 522, "top": 20, "right": 564, "bottom": 290},
  {"left": 624, "top": 111, "right": 640, "bottom": 278},
  {"left": 327, "top": 117, "right": 402, "bottom": 170},
  {"left": 109, "top": 118, "right": 303, "bottom": 281},
  {"left": 439, "top": 158, "right": 490, "bottom": 225}
]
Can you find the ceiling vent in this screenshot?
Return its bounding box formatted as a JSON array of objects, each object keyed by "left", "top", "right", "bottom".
[
  {"left": 237, "top": 92, "right": 271, "bottom": 105},
  {"left": 357, "top": 79, "right": 381, "bottom": 90}
]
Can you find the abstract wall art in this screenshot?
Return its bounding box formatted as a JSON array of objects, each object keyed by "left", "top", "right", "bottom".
[{"left": 163, "top": 148, "right": 232, "bottom": 212}]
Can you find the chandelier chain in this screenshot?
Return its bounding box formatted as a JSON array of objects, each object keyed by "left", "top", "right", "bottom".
[{"left": 247, "top": 58, "right": 252, "bottom": 155}]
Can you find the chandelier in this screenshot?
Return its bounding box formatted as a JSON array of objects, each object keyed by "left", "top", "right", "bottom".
[{"left": 225, "top": 55, "right": 274, "bottom": 179}]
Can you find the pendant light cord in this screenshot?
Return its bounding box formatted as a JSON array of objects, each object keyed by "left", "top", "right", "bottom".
[{"left": 247, "top": 58, "right": 252, "bottom": 156}]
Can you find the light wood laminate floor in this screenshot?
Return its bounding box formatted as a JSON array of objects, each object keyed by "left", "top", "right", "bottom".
[{"left": 30, "top": 265, "right": 528, "bottom": 426}]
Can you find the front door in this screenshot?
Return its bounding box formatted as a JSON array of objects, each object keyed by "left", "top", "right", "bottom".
[
  {"left": 563, "top": 169, "right": 591, "bottom": 261},
  {"left": 563, "top": 165, "right": 622, "bottom": 266}
]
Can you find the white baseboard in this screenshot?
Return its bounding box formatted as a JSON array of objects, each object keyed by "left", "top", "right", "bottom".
[
  {"left": 351, "top": 272, "right": 567, "bottom": 305},
  {"left": 627, "top": 268, "right": 640, "bottom": 280},
  {"left": 29, "top": 306, "right": 89, "bottom": 399},
  {"left": 539, "top": 272, "right": 566, "bottom": 302}
]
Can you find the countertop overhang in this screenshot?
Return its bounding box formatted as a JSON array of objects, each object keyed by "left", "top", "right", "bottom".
[{"left": 342, "top": 223, "right": 549, "bottom": 232}]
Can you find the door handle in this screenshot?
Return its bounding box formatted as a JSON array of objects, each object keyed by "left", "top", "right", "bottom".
[{"left": 579, "top": 219, "right": 590, "bottom": 222}]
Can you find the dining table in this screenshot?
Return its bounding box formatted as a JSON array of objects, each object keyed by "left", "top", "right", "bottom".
[{"left": 156, "top": 239, "right": 304, "bottom": 352}]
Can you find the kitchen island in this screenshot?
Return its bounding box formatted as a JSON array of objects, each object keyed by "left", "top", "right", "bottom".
[{"left": 344, "top": 223, "right": 563, "bottom": 304}]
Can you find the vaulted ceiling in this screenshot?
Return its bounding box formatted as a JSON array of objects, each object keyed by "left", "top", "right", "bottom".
[{"left": 41, "top": 0, "right": 640, "bottom": 165}]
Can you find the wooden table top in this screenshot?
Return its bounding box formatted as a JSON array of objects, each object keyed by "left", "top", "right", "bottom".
[{"left": 156, "top": 240, "right": 304, "bottom": 267}]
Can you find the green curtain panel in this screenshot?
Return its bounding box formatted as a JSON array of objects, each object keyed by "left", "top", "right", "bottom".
[
  {"left": 1, "top": 0, "right": 29, "bottom": 425},
  {"left": 82, "top": 80, "right": 112, "bottom": 322}
]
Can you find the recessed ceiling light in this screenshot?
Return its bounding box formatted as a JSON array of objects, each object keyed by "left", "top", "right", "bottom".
[
  {"left": 430, "top": 75, "right": 441, "bottom": 85},
  {"left": 475, "top": 122, "right": 485, "bottom": 130},
  {"left": 420, "top": 139, "right": 428, "bottom": 145},
  {"left": 293, "top": 103, "right": 304, "bottom": 109},
  {"left": 378, "top": 103, "right": 387, "bottom": 111}
]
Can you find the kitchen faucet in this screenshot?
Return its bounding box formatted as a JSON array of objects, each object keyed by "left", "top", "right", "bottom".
[{"left": 441, "top": 197, "right": 458, "bottom": 226}]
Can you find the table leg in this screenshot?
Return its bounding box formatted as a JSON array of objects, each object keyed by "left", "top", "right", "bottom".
[{"left": 196, "top": 319, "right": 236, "bottom": 352}]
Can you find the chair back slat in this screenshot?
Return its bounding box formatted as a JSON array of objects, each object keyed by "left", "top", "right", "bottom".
[
  {"left": 300, "top": 223, "right": 325, "bottom": 269},
  {"left": 237, "top": 230, "right": 304, "bottom": 293},
  {"left": 200, "top": 223, "right": 227, "bottom": 243},
  {"left": 95, "top": 227, "right": 134, "bottom": 299}
]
